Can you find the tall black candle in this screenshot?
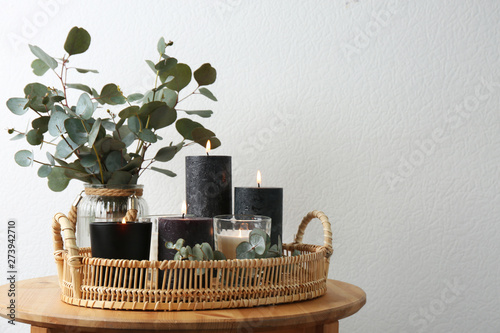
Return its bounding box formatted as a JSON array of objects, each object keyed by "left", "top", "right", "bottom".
[
  {"left": 185, "top": 145, "right": 232, "bottom": 217},
  {"left": 234, "top": 171, "right": 283, "bottom": 245}
]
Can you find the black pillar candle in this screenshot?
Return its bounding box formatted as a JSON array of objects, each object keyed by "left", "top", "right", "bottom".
[
  {"left": 234, "top": 180, "right": 283, "bottom": 245},
  {"left": 158, "top": 217, "right": 214, "bottom": 261},
  {"left": 186, "top": 155, "right": 232, "bottom": 217},
  {"left": 89, "top": 222, "right": 152, "bottom": 260}
]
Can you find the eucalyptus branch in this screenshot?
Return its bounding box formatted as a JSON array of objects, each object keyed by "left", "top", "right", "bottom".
[
  {"left": 177, "top": 85, "right": 200, "bottom": 104},
  {"left": 8, "top": 27, "right": 219, "bottom": 192},
  {"left": 9, "top": 129, "right": 57, "bottom": 146}
]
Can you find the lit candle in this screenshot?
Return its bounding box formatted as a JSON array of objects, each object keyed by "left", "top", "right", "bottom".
[
  {"left": 216, "top": 229, "right": 251, "bottom": 260},
  {"left": 157, "top": 201, "right": 214, "bottom": 260},
  {"left": 234, "top": 171, "right": 283, "bottom": 245},
  {"left": 89, "top": 217, "right": 152, "bottom": 260},
  {"left": 214, "top": 215, "right": 271, "bottom": 259},
  {"left": 185, "top": 140, "right": 232, "bottom": 217}
]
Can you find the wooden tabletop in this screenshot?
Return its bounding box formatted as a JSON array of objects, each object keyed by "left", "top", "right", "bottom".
[{"left": 0, "top": 276, "right": 365, "bottom": 332}]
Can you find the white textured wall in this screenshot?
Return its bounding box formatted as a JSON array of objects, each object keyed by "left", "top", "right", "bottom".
[{"left": 1, "top": 1, "right": 499, "bottom": 332}]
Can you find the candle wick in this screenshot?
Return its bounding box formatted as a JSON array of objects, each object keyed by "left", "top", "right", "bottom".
[
  {"left": 182, "top": 213, "right": 185, "bottom": 219},
  {"left": 258, "top": 183, "right": 261, "bottom": 188},
  {"left": 206, "top": 151, "right": 209, "bottom": 157}
]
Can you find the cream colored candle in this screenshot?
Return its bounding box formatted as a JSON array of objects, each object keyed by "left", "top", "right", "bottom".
[{"left": 217, "top": 229, "right": 251, "bottom": 259}]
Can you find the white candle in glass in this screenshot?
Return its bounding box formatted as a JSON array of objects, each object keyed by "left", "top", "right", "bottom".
[{"left": 217, "top": 229, "right": 251, "bottom": 259}]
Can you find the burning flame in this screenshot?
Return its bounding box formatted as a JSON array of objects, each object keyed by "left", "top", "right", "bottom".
[
  {"left": 206, "top": 140, "right": 211, "bottom": 154},
  {"left": 181, "top": 200, "right": 187, "bottom": 216},
  {"left": 257, "top": 170, "right": 262, "bottom": 187},
  {"left": 121, "top": 217, "right": 127, "bottom": 224}
]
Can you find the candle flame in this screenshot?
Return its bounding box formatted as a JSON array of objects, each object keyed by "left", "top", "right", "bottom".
[
  {"left": 257, "top": 170, "right": 262, "bottom": 187},
  {"left": 205, "top": 140, "right": 211, "bottom": 154},
  {"left": 121, "top": 217, "right": 127, "bottom": 224},
  {"left": 181, "top": 200, "right": 187, "bottom": 216}
]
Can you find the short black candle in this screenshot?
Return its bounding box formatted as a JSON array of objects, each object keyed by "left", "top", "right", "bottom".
[
  {"left": 90, "top": 222, "right": 152, "bottom": 260},
  {"left": 234, "top": 187, "right": 283, "bottom": 245},
  {"left": 186, "top": 155, "right": 232, "bottom": 217},
  {"left": 158, "top": 216, "right": 214, "bottom": 261}
]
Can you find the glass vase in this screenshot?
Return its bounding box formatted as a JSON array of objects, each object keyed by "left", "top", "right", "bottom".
[{"left": 76, "top": 184, "right": 149, "bottom": 248}]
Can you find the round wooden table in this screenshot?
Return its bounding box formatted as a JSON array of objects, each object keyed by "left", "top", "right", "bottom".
[{"left": 0, "top": 276, "right": 365, "bottom": 333}]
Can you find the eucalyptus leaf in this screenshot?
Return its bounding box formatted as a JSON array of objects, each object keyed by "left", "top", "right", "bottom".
[
  {"left": 165, "top": 241, "right": 174, "bottom": 249},
  {"left": 213, "top": 250, "right": 226, "bottom": 260},
  {"left": 7, "top": 98, "right": 29, "bottom": 115},
  {"left": 101, "top": 119, "right": 116, "bottom": 131},
  {"left": 161, "top": 63, "right": 191, "bottom": 91},
  {"left": 105, "top": 150, "right": 125, "bottom": 172},
  {"left": 48, "top": 111, "right": 69, "bottom": 136},
  {"left": 201, "top": 242, "right": 213, "bottom": 260},
  {"left": 192, "top": 245, "right": 203, "bottom": 261},
  {"left": 47, "top": 167, "right": 70, "bottom": 192},
  {"left": 75, "top": 93, "right": 94, "bottom": 119},
  {"left": 236, "top": 242, "right": 256, "bottom": 260},
  {"left": 198, "top": 87, "right": 217, "bottom": 101},
  {"left": 154, "top": 143, "right": 182, "bottom": 162},
  {"left": 28, "top": 45, "right": 57, "bottom": 69},
  {"left": 99, "top": 84, "right": 126, "bottom": 105},
  {"left": 192, "top": 127, "right": 221, "bottom": 149},
  {"left": 26, "top": 129, "right": 43, "bottom": 145},
  {"left": 127, "top": 93, "right": 144, "bottom": 103},
  {"left": 249, "top": 233, "right": 266, "bottom": 255},
  {"left": 155, "top": 57, "right": 177, "bottom": 74},
  {"left": 31, "top": 59, "right": 50, "bottom": 76},
  {"left": 10, "top": 133, "right": 25, "bottom": 141},
  {"left": 151, "top": 167, "right": 176, "bottom": 177},
  {"left": 88, "top": 118, "right": 101, "bottom": 146},
  {"left": 46, "top": 152, "right": 55, "bottom": 166},
  {"left": 118, "top": 105, "right": 140, "bottom": 119},
  {"left": 159, "top": 88, "right": 177, "bottom": 108},
  {"left": 128, "top": 116, "right": 141, "bottom": 133},
  {"left": 64, "top": 118, "right": 88, "bottom": 145},
  {"left": 138, "top": 101, "right": 165, "bottom": 117},
  {"left": 66, "top": 83, "right": 92, "bottom": 94},
  {"left": 184, "top": 110, "right": 213, "bottom": 118},
  {"left": 24, "top": 83, "right": 48, "bottom": 98},
  {"left": 64, "top": 27, "right": 91, "bottom": 55},
  {"left": 80, "top": 154, "right": 97, "bottom": 167},
  {"left": 145, "top": 60, "right": 157, "bottom": 74},
  {"left": 119, "top": 157, "right": 142, "bottom": 172},
  {"left": 149, "top": 104, "right": 176, "bottom": 130},
  {"left": 137, "top": 128, "right": 157, "bottom": 143},
  {"left": 14, "top": 150, "right": 33, "bottom": 167},
  {"left": 55, "top": 136, "right": 79, "bottom": 159},
  {"left": 108, "top": 170, "right": 132, "bottom": 185},
  {"left": 37, "top": 165, "right": 52, "bottom": 178},
  {"left": 174, "top": 239, "right": 184, "bottom": 250},
  {"left": 75, "top": 68, "right": 98, "bottom": 73},
  {"left": 175, "top": 118, "right": 203, "bottom": 140},
  {"left": 194, "top": 63, "right": 216, "bottom": 86},
  {"left": 157, "top": 37, "right": 166, "bottom": 55}
]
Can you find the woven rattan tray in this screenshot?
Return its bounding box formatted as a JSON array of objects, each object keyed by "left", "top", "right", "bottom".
[{"left": 52, "top": 210, "right": 333, "bottom": 311}]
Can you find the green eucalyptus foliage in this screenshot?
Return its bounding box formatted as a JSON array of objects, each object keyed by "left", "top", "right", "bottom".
[
  {"left": 236, "top": 230, "right": 283, "bottom": 259},
  {"left": 7, "top": 27, "right": 220, "bottom": 192},
  {"left": 166, "top": 239, "right": 226, "bottom": 275}
]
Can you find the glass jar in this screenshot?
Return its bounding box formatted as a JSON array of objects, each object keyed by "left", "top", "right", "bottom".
[{"left": 76, "top": 184, "right": 149, "bottom": 248}]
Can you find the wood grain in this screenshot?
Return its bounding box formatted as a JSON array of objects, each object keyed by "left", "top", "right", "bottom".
[{"left": 0, "top": 276, "right": 365, "bottom": 332}]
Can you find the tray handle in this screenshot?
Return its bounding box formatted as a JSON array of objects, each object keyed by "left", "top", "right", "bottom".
[
  {"left": 52, "top": 212, "right": 82, "bottom": 298},
  {"left": 293, "top": 210, "right": 333, "bottom": 258}
]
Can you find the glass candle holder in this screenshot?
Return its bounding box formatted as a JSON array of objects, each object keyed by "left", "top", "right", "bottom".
[
  {"left": 89, "top": 219, "right": 152, "bottom": 260},
  {"left": 214, "top": 215, "right": 271, "bottom": 259}
]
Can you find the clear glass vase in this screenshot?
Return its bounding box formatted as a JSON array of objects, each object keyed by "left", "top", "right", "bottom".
[{"left": 76, "top": 184, "right": 149, "bottom": 248}]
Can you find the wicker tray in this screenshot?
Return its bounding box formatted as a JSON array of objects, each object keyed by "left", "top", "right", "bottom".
[{"left": 52, "top": 210, "right": 333, "bottom": 311}]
